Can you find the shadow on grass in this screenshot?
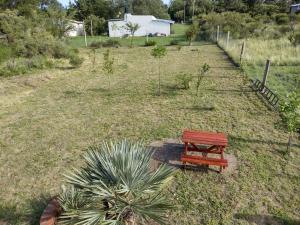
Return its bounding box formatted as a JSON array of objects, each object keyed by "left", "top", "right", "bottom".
[
  {"left": 87, "top": 87, "right": 110, "bottom": 93},
  {"left": 150, "top": 141, "right": 219, "bottom": 173},
  {"left": 234, "top": 213, "right": 300, "bottom": 225},
  {"left": 202, "top": 88, "right": 252, "bottom": 93},
  {"left": 0, "top": 194, "right": 51, "bottom": 225},
  {"left": 185, "top": 105, "right": 216, "bottom": 111},
  {"left": 229, "top": 135, "right": 300, "bottom": 148},
  {"left": 63, "top": 90, "right": 83, "bottom": 97},
  {"left": 151, "top": 84, "right": 180, "bottom": 97},
  {"left": 56, "top": 66, "right": 76, "bottom": 70}
]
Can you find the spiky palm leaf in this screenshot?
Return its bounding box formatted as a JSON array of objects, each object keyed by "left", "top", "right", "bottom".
[{"left": 59, "top": 140, "right": 175, "bottom": 225}]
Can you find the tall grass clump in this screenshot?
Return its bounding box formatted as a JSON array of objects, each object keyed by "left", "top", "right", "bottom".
[{"left": 218, "top": 38, "right": 300, "bottom": 66}]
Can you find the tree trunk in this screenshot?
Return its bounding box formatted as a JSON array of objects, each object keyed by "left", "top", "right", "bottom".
[{"left": 158, "top": 60, "right": 161, "bottom": 96}]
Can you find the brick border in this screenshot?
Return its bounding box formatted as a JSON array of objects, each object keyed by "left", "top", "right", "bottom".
[{"left": 40, "top": 198, "right": 62, "bottom": 225}]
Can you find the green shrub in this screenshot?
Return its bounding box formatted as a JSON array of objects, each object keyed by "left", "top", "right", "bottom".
[
  {"left": 176, "top": 72, "right": 193, "bottom": 89},
  {"left": 199, "top": 12, "right": 264, "bottom": 39},
  {"left": 293, "top": 32, "right": 300, "bottom": 46},
  {"left": 279, "top": 25, "right": 291, "bottom": 34},
  {"left": 275, "top": 13, "right": 289, "bottom": 25},
  {"left": 69, "top": 54, "right": 84, "bottom": 67},
  {"left": 0, "top": 43, "right": 12, "bottom": 63},
  {"left": 144, "top": 40, "right": 156, "bottom": 46},
  {"left": 89, "top": 41, "right": 103, "bottom": 49},
  {"left": 1, "top": 59, "right": 27, "bottom": 76},
  {"left": 169, "top": 39, "right": 179, "bottom": 45},
  {"left": 103, "top": 39, "right": 120, "bottom": 47},
  {"left": 25, "top": 56, "right": 48, "bottom": 69}
]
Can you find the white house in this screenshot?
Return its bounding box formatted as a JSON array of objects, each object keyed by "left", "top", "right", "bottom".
[
  {"left": 290, "top": 3, "right": 300, "bottom": 14},
  {"left": 108, "top": 13, "right": 174, "bottom": 38},
  {"left": 66, "top": 20, "right": 84, "bottom": 37}
]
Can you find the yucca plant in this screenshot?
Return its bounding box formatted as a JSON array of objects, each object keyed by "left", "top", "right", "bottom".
[{"left": 58, "top": 140, "right": 175, "bottom": 225}]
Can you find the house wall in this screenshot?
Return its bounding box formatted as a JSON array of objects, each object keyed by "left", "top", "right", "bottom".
[
  {"left": 291, "top": 5, "right": 300, "bottom": 14},
  {"left": 67, "top": 22, "right": 84, "bottom": 37},
  {"left": 108, "top": 14, "right": 172, "bottom": 38}
]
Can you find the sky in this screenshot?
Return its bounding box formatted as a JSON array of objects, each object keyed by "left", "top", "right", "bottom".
[{"left": 58, "top": 0, "right": 170, "bottom": 7}]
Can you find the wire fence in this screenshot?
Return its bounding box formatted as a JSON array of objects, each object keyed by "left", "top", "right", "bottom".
[{"left": 208, "top": 26, "right": 300, "bottom": 102}]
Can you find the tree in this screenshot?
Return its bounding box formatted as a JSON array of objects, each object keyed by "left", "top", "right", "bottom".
[
  {"left": 125, "top": 22, "right": 140, "bottom": 48},
  {"left": 280, "top": 91, "right": 300, "bottom": 153},
  {"left": 151, "top": 46, "right": 167, "bottom": 96},
  {"left": 103, "top": 49, "right": 114, "bottom": 88},
  {"left": 185, "top": 23, "right": 198, "bottom": 46},
  {"left": 58, "top": 140, "right": 175, "bottom": 225},
  {"left": 43, "top": 1, "right": 74, "bottom": 39},
  {"left": 131, "top": 0, "right": 169, "bottom": 19},
  {"left": 196, "top": 63, "right": 210, "bottom": 97},
  {"left": 89, "top": 41, "right": 102, "bottom": 71}
]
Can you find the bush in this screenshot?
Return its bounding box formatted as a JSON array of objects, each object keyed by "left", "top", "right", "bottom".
[
  {"left": 291, "top": 32, "right": 300, "bottom": 46},
  {"left": 169, "top": 39, "right": 179, "bottom": 45},
  {"left": 0, "top": 10, "right": 83, "bottom": 75},
  {"left": 144, "top": 40, "right": 156, "bottom": 46},
  {"left": 0, "top": 56, "right": 55, "bottom": 76},
  {"left": 25, "top": 55, "right": 49, "bottom": 69},
  {"left": 103, "top": 39, "right": 120, "bottom": 47},
  {"left": 176, "top": 72, "right": 193, "bottom": 89},
  {"left": 0, "top": 43, "right": 12, "bottom": 63},
  {"left": 275, "top": 13, "right": 289, "bottom": 25},
  {"left": 69, "top": 54, "right": 84, "bottom": 67},
  {"left": 89, "top": 41, "right": 103, "bottom": 49},
  {"left": 199, "top": 12, "right": 264, "bottom": 39},
  {"left": 279, "top": 25, "right": 291, "bottom": 34}
]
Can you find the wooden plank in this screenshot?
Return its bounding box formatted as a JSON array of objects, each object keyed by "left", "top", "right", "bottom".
[
  {"left": 181, "top": 155, "right": 228, "bottom": 167},
  {"left": 262, "top": 59, "right": 271, "bottom": 88},
  {"left": 182, "top": 130, "right": 228, "bottom": 146}
]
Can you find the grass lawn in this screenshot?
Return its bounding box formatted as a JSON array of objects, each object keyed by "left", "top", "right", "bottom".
[
  {"left": 0, "top": 44, "right": 299, "bottom": 224},
  {"left": 67, "top": 23, "right": 190, "bottom": 48}
]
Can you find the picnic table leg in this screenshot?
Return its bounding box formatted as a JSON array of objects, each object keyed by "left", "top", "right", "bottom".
[
  {"left": 221, "top": 147, "right": 226, "bottom": 171},
  {"left": 184, "top": 142, "right": 188, "bottom": 155}
]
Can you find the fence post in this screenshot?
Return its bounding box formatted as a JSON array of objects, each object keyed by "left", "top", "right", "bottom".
[
  {"left": 262, "top": 59, "right": 271, "bottom": 90},
  {"left": 83, "top": 21, "right": 88, "bottom": 47},
  {"left": 226, "top": 31, "right": 230, "bottom": 48},
  {"left": 240, "top": 40, "right": 246, "bottom": 64},
  {"left": 216, "top": 25, "right": 220, "bottom": 42},
  {"left": 90, "top": 19, "right": 93, "bottom": 36}
]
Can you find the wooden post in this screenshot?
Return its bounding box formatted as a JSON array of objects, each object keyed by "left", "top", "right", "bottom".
[
  {"left": 262, "top": 59, "right": 271, "bottom": 89},
  {"left": 83, "top": 21, "right": 87, "bottom": 47},
  {"left": 226, "top": 31, "right": 230, "bottom": 48},
  {"left": 216, "top": 25, "right": 220, "bottom": 42},
  {"left": 183, "top": 1, "right": 186, "bottom": 23},
  {"left": 240, "top": 40, "right": 246, "bottom": 64},
  {"left": 90, "top": 18, "right": 93, "bottom": 36},
  {"left": 192, "top": 0, "right": 195, "bottom": 17}
]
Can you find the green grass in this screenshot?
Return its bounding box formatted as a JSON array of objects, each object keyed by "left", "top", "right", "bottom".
[
  {"left": 67, "top": 23, "right": 190, "bottom": 48},
  {"left": 0, "top": 43, "right": 12, "bottom": 63},
  {"left": 217, "top": 37, "right": 300, "bottom": 98},
  {"left": 0, "top": 44, "right": 299, "bottom": 224}
]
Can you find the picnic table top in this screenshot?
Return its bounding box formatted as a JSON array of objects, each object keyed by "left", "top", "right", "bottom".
[{"left": 182, "top": 130, "right": 228, "bottom": 146}]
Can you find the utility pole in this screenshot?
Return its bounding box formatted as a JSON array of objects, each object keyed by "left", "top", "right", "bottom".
[
  {"left": 183, "top": 0, "right": 186, "bottom": 23},
  {"left": 192, "top": 0, "right": 195, "bottom": 17},
  {"left": 90, "top": 18, "right": 93, "bottom": 36}
]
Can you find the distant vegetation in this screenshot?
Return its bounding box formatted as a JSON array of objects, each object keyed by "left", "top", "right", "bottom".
[{"left": 0, "top": 2, "right": 83, "bottom": 76}]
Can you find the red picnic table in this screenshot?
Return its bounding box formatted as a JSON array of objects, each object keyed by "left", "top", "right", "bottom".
[{"left": 181, "top": 130, "right": 229, "bottom": 172}]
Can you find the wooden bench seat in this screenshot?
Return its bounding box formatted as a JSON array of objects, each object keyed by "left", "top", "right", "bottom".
[{"left": 181, "top": 154, "right": 228, "bottom": 167}]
